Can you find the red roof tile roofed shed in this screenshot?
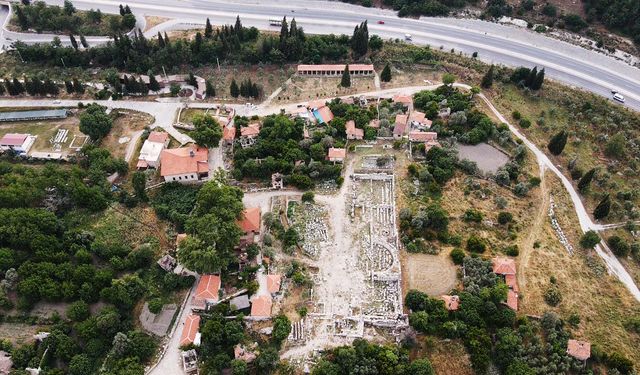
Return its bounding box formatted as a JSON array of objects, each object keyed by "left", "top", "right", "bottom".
[
  {"left": 180, "top": 314, "right": 201, "bottom": 346},
  {"left": 492, "top": 257, "right": 517, "bottom": 275},
  {"left": 238, "top": 207, "right": 261, "bottom": 234},
  {"left": 250, "top": 295, "right": 272, "bottom": 317}
]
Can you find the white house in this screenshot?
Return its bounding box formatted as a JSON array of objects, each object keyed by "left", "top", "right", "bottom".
[
  {"left": 0, "top": 133, "right": 36, "bottom": 154},
  {"left": 137, "top": 131, "right": 170, "bottom": 169}
]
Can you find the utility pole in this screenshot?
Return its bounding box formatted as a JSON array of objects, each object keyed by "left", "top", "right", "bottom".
[
  {"left": 216, "top": 57, "right": 220, "bottom": 72},
  {"left": 16, "top": 48, "right": 25, "bottom": 63},
  {"left": 60, "top": 58, "right": 67, "bottom": 68}
]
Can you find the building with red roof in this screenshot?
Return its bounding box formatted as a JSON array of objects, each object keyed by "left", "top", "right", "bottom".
[
  {"left": 137, "top": 131, "right": 169, "bottom": 169},
  {"left": 441, "top": 295, "right": 460, "bottom": 311},
  {"left": 192, "top": 275, "right": 221, "bottom": 310},
  {"left": 393, "top": 115, "right": 408, "bottom": 139},
  {"left": 492, "top": 257, "right": 519, "bottom": 311},
  {"left": 492, "top": 258, "right": 517, "bottom": 275},
  {"left": 567, "top": 339, "right": 591, "bottom": 362},
  {"left": 266, "top": 275, "right": 282, "bottom": 294},
  {"left": 180, "top": 314, "right": 201, "bottom": 347},
  {"left": 250, "top": 295, "right": 273, "bottom": 318},
  {"left": 297, "top": 64, "right": 375, "bottom": 77},
  {"left": 223, "top": 126, "right": 236, "bottom": 145},
  {"left": 160, "top": 146, "right": 209, "bottom": 183},
  {"left": 346, "top": 120, "right": 364, "bottom": 140},
  {"left": 327, "top": 147, "right": 346, "bottom": 163},
  {"left": 392, "top": 94, "right": 412, "bottom": 106},
  {"left": 238, "top": 207, "right": 261, "bottom": 247},
  {"left": 240, "top": 123, "right": 261, "bottom": 139}
]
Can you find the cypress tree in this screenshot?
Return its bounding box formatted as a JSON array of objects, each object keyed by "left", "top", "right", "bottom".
[
  {"left": 124, "top": 5, "right": 132, "bottom": 14},
  {"left": 157, "top": 32, "right": 165, "bottom": 48},
  {"left": 525, "top": 66, "right": 538, "bottom": 88},
  {"left": 593, "top": 194, "right": 611, "bottom": 220},
  {"left": 69, "top": 34, "right": 78, "bottom": 50},
  {"left": 341, "top": 65, "right": 351, "bottom": 88},
  {"left": 206, "top": 80, "right": 215, "bottom": 97},
  {"left": 79, "top": 34, "right": 88, "bottom": 48},
  {"left": 481, "top": 64, "right": 494, "bottom": 88},
  {"left": 547, "top": 130, "right": 568, "bottom": 155},
  {"left": 119, "top": 4, "right": 125, "bottom": 16},
  {"left": 12, "top": 77, "right": 24, "bottom": 95},
  {"left": 193, "top": 32, "right": 202, "bottom": 53},
  {"left": 578, "top": 168, "right": 596, "bottom": 192},
  {"left": 532, "top": 68, "right": 545, "bottom": 90},
  {"left": 380, "top": 63, "right": 392, "bottom": 82},
  {"left": 16, "top": 7, "right": 29, "bottom": 30},
  {"left": 230, "top": 79, "right": 239, "bottom": 98},
  {"left": 279, "top": 16, "right": 289, "bottom": 52},
  {"left": 164, "top": 32, "right": 170, "bottom": 46},
  {"left": 205, "top": 18, "right": 213, "bottom": 38},
  {"left": 0, "top": 83, "right": 5, "bottom": 96},
  {"left": 65, "top": 80, "right": 74, "bottom": 94},
  {"left": 234, "top": 16, "right": 243, "bottom": 39},
  {"left": 73, "top": 78, "right": 84, "bottom": 94},
  {"left": 148, "top": 74, "right": 160, "bottom": 92}
]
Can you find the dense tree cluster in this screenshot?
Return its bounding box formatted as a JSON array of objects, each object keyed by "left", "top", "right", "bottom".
[
  {"left": 14, "top": 1, "right": 134, "bottom": 35},
  {"left": 583, "top": 0, "right": 640, "bottom": 44},
  {"left": 79, "top": 103, "right": 113, "bottom": 141},
  {"left": 232, "top": 114, "right": 342, "bottom": 188},
  {"left": 191, "top": 113, "right": 223, "bottom": 147},
  {"left": 312, "top": 338, "right": 435, "bottom": 375},
  {"left": 510, "top": 66, "right": 546, "bottom": 91}
]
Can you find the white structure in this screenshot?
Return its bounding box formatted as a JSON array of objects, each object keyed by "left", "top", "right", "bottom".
[
  {"left": 137, "top": 131, "right": 169, "bottom": 169},
  {"left": 0, "top": 133, "right": 36, "bottom": 154}
]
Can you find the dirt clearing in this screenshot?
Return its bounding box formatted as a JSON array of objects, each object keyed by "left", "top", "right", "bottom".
[{"left": 403, "top": 253, "right": 457, "bottom": 296}]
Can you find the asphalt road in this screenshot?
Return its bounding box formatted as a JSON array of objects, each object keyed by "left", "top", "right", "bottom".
[{"left": 4, "top": 0, "right": 632, "bottom": 112}]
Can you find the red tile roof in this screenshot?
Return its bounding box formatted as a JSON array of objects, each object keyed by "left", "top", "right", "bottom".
[
  {"left": 160, "top": 146, "right": 209, "bottom": 177},
  {"left": 180, "top": 314, "right": 201, "bottom": 346},
  {"left": 307, "top": 100, "right": 326, "bottom": 109},
  {"left": 567, "top": 339, "right": 591, "bottom": 361},
  {"left": 409, "top": 111, "right": 426, "bottom": 123},
  {"left": 223, "top": 126, "right": 236, "bottom": 141},
  {"left": 327, "top": 147, "right": 346, "bottom": 159},
  {"left": 297, "top": 64, "right": 374, "bottom": 72},
  {"left": 238, "top": 207, "right": 261, "bottom": 233},
  {"left": 194, "top": 275, "right": 221, "bottom": 303},
  {"left": 266, "top": 275, "right": 282, "bottom": 294},
  {"left": 492, "top": 258, "right": 517, "bottom": 275},
  {"left": 346, "top": 120, "right": 364, "bottom": 139},
  {"left": 392, "top": 94, "right": 412, "bottom": 104},
  {"left": 408, "top": 131, "right": 437, "bottom": 142},
  {"left": 0, "top": 133, "right": 28, "bottom": 146},
  {"left": 250, "top": 295, "right": 272, "bottom": 317},
  {"left": 441, "top": 295, "right": 460, "bottom": 311},
  {"left": 316, "top": 106, "right": 334, "bottom": 123},
  {"left": 394, "top": 115, "right": 408, "bottom": 136},
  {"left": 241, "top": 123, "right": 261, "bottom": 137},
  {"left": 147, "top": 131, "right": 169, "bottom": 143},
  {"left": 505, "top": 274, "right": 519, "bottom": 292}
]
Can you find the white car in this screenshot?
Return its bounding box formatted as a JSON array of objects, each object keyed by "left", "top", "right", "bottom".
[
  {"left": 53, "top": 100, "right": 61, "bottom": 104},
  {"left": 612, "top": 93, "right": 625, "bottom": 103},
  {"left": 404, "top": 33, "right": 412, "bottom": 41}
]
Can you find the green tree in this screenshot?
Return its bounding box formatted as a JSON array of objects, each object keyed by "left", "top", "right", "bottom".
[
  {"left": 205, "top": 18, "right": 213, "bottom": 38},
  {"left": 272, "top": 314, "right": 291, "bottom": 345},
  {"left": 79, "top": 34, "right": 88, "bottom": 48},
  {"left": 206, "top": 80, "right": 215, "bottom": 97},
  {"left": 191, "top": 114, "right": 223, "bottom": 148},
  {"left": 230, "top": 79, "right": 240, "bottom": 98},
  {"left": 450, "top": 248, "right": 465, "bottom": 265},
  {"left": 66, "top": 300, "right": 90, "bottom": 322},
  {"left": 547, "top": 130, "right": 568, "bottom": 155},
  {"left": 340, "top": 65, "right": 351, "bottom": 88},
  {"left": 79, "top": 104, "right": 113, "bottom": 141},
  {"left": 577, "top": 168, "right": 596, "bottom": 192},
  {"left": 132, "top": 171, "right": 147, "bottom": 201},
  {"left": 605, "top": 133, "right": 626, "bottom": 159},
  {"left": 593, "top": 194, "right": 611, "bottom": 220},
  {"left": 407, "top": 359, "right": 435, "bottom": 375},
  {"left": 63, "top": 0, "right": 76, "bottom": 15},
  {"left": 148, "top": 74, "right": 160, "bottom": 92},
  {"left": 531, "top": 67, "right": 545, "bottom": 90},
  {"left": 442, "top": 73, "right": 456, "bottom": 86},
  {"left": 608, "top": 236, "right": 630, "bottom": 257},
  {"left": 466, "top": 235, "right": 486, "bottom": 253},
  {"left": 480, "top": 64, "right": 494, "bottom": 88},
  {"left": 380, "top": 63, "right": 392, "bottom": 82},
  {"left": 69, "top": 34, "right": 78, "bottom": 50},
  {"left": 579, "top": 230, "right": 600, "bottom": 249},
  {"left": 69, "top": 354, "right": 93, "bottom": 375}
]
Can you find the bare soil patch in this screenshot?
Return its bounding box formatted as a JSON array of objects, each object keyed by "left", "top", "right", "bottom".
[
  {"left": 144, "top": 16, "right": 172, "bottom": 32},
  {"left": 0, "top": 323, "right": 46, "bottom": 346},
  {"left": 403, "top": 253, "right": 457, "bottom": 296},
  {"left": 101, "top": 109, "right": 153, "bottom": 159},
  {"left": 276, "top": 75, "right": 376, "bottom": 104}
]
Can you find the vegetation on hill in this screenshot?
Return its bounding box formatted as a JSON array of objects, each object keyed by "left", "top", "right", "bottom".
[{"left": 12, "top": 1, "right": 135, "bottom": 36}]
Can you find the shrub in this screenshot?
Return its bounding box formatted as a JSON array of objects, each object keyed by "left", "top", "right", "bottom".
[
  {"left": 450, "top": 248, "right": 465, "bottom": 265},
  {"left": 466, "top": 235, "right": 487, "bottom": 253},
  {"left": 497, "top": 212, "right": 513, "bottom": 225},
  {"left": 504, "top": 245, "right": 519, "bottom": 256},
  {"left": 518, "top": 118, "right": 531, "bottom": 128},
  {"left": 301, "top": 192, "right": 315, "bottom": 203},
  {"left": 544, "top": 287, "right": 562, "bottom": 306},
  {"left": 463, "top": 209, "right": 483, "bottom": 223},
  {"left": 512, "top": 111, "right": 522, "bottom": 120},
  {"left": 147, "top": 298, "right": 164, "bottom": 314},
  {"left": 608, "top": 236, "right": 630, "bottom": 257},
  {"left": 579, "top": 230, "right": 600, "bottom": 249}
]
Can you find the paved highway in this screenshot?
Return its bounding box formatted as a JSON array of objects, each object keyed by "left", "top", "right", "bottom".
[{"left": 3, "top": 0, "right": 631, "bottom": 112}]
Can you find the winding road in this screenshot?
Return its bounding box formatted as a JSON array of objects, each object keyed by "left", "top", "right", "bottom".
[{"left": 0, "top": 0, "right": 638, "bottom": 112}]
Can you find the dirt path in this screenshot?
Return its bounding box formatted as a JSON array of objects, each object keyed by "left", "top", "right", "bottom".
[{"left": 517, "top": 168, "right": 549, "bottom": 290}]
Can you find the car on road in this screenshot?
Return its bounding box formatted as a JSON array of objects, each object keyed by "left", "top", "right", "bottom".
[
  {"left": 404, "top": 34, "right": 412, "bottom": 41},
  {"left": 613, "top": 92, "right": 625, "bottom": 103},
  {"left": 377, "top": 20, "right": 385, "bottom": 24},
  {"left": 53, "top": 100, "right": 61, "bottom": 104}
]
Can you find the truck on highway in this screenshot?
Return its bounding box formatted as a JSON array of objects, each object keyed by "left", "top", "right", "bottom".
[{"left": 269, "top": 19, "right": 282, "bottom": 27}]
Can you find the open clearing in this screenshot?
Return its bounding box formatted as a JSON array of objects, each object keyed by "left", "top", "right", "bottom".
[
  {"left": 455, "top": 142, "right": 509, "bottom": 174},
  {"left": 0, "top": 323, "right": 47, "bottom": 346},
  {"left": 101, "top": 109, "right": 154, "bottom": 159},
  {"left": 276, "top": 75, "right": 376, "bottom": 104},
  {"left": 404, "top": 253, "right": 457, "bottom": 296}
]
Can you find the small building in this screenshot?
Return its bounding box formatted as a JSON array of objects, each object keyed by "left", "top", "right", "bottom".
[
  {"left": 266, "top": 275, "right": 282, "bottom": 295},
  {"left": 250, "top": 295, "right": 273, "bottom": 318},
  {"left": 157, "top": 254, "right": 177, "bottom": 272},
  {"left": 137, "top": 131, "right": 169, "bottom": 169},
  {"left": 313, "top": 106, "right": 334, "bottom": 124},
  {"left": 0, "top": 133, "right": 35, "bottom": 154},
  {"left": 327, "top": 147, "right": 346, "bottom": 163},
  {"left": 0, "top": 351, "right": 12, "bottom": 375},
  {"left": 234, "top": 344, "right": 257, "bottom": 363},
  {"left": 160, "top": 146, "right": 209, "bottom": 183},
  {"left": 492, "top": 257, "right": 519, "bottom": 311},
  {"left": 392, "top": 94, "right": 412, "bottom": 107},
  {"left": 492, "top": 258, "right": 516, "bottom": 275},
  {"left": 408, "top": 131, "right": 437, "bottom": 143},
  {"left": 181, "top": 349, "right": 199, "bottom": 375},
  {"left": 0, "top": 109, "right": 67, "bottom": 122},
  {"left": 393, "top": 115, "right": 408, "bottom": 139},
  {"left": 409, "top": 111, "right": 432, "bottom": 129},
  {"left": 230, "top": 294, "right": 251, "bottom": 311},
  {"left": 441, "top": 295, "right": 460, "bottom": 311},
  {"left": 240, "top": 123, "right": 261, "bottom": 139},
  {"left": 271, "top": 173, "right": 284, "bottom": 189},
  {"left": 180, "top": 314, "right": 201, "bottom": 347},
  {"left": 223, "top": 126, "right": 236, "bottom": 146},
  {"left": 346, "top": 120, "right": 364, "bottom": 140},
  {"left": 566, "top": 339, "right": 591, "bottom": 362},
  {"left": 297, "top": 64, "right": 375, "bottom": 77},
  {"left": 238, "top": 207, "right": 261, "bottom": 247},
  {"left": 192, "top": 274, "right": 221, "bottom": 310}
]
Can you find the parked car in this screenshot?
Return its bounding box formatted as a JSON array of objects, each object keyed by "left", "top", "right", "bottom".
[{"left": 613, "top": 92, "right": 626, "bottom": 103}]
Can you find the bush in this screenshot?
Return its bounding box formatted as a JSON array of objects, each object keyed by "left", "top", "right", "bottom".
[
  {"left": 450, "top": 248, "right": 465, "bottom": 265},
  {"left": 301, "top": 192, "right": 315, "bottom": 203},
  {"left": 518, "top": 118, "right": 531, "bottom": 128},
  {"left": 544, "top": 287, "right": 562, "bottom": 306},
  {"left": 607, "top": 352, "right": 634, "bottom": 375},
  {"left": 512, "top": 111, "right": 522, "bottom": 120},
  {"left": 504, "top": 245, "right": 519, "bottom": 256},
  {"left": 579, "top": 230, "right": 600, "bottom": 249},
  {"left": 463, "top": 209, "right": 483, "bottom": 223},
  {"left": 466, "top": 235, "right": 487, "bottom": 253},
  {"left": 147, "top": 298, "right": 164, "bottom": 314},
  {"left": 497, "top": 212, "right": 513, "bottom": 225},
  {"left": 608, "top": 236, "right": 630, "bottom": 257}
]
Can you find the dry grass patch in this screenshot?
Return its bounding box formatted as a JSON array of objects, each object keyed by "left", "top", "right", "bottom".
[
  {"left": 101, "top": 109, "right": 153, "bottom": 159},
  {"left": 276, "top": 75, "right": 376, "bottom": 104},
  {"left": 381, "top": 67, "right": 440, "bottom": 90},
  {"left": 402, "top": 252, "right": 458, "bottom": 296},
  {"left": 410, "top": 337, "right": 473, "bottom": 375},
  {"left": 0, "top": 323, "right": 47, "bottom": 346},
  {"left": 144, "top": 16, "right": 171, "bottom": 32},
  {"left": 520, "top": 173, "right": 640, "bottom": 367}
]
